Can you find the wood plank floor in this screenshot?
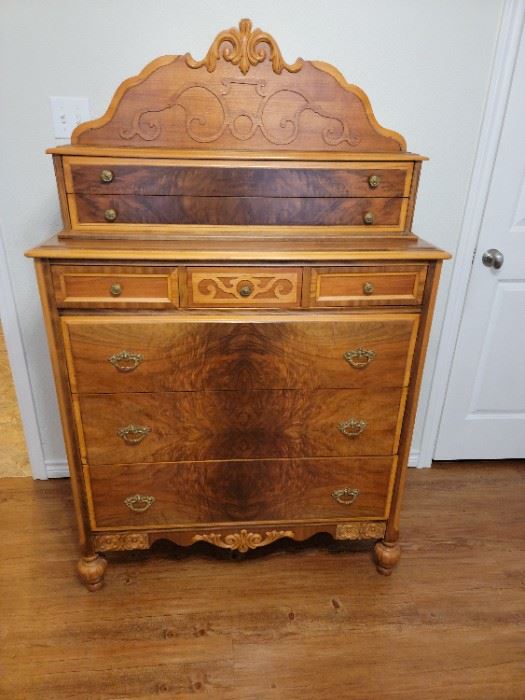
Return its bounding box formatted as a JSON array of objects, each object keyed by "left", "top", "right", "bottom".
[{"left": 0, "top": 462, "right": 523, "bottom": 699}]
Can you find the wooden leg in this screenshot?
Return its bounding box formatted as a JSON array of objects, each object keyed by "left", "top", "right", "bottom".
[
  {"left": 77, "top": 553, "right": 107, "bottom": 591},
  {"left": 374, "top": 539, "right": 401, "bottom": 576}
]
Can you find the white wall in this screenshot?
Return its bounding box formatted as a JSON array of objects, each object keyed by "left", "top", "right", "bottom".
[{"left": 0, "top": 0, "right": 503, "bottom": 475}]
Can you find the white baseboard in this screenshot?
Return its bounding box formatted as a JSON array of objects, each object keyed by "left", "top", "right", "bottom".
[
  {"left": 408, "top": 448, "right": 431, "bottom": 468},
  {"left": 45, "top": 459, "right": 69, "bottom": 478}
]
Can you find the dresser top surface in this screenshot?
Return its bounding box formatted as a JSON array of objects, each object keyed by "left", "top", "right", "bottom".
[{"left": 27, "top": 234, "right": 449, "bottom": 262}]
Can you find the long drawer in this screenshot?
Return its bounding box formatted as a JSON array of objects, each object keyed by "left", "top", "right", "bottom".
[
  {"left": 75, "top": 388, "right": 406, "bottom": 465},
  {"left": 62, "top": 313, "right": 419, "bottom": 393},
  {"left": 86, "top": 456, "right": 397, "bottom": 529}
]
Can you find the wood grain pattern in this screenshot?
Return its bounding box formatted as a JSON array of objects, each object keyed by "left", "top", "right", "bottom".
[
  {"left": 70, "top": 193, "right": 406, "bottom": 228},
  {"left": 51, "top": 264, "right": 179, "bottom": 309},
  {"left": 62, "top": 313, "right": 419, "bottom": 394},
  {"left": 311, "top": 264, "right": 427, "bottom": 306},
  {"left": 65, "top": 158, "right": 412, "bottom": 197},
  {"left": 86, "top": 456, "right": 396, "bottom": 528},
  {"left": 76, "top": 387, "right": 405, "bottom": 465}
]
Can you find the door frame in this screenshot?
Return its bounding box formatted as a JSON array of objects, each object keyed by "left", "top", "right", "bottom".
[
  {"left": 417, "top": 0, "right": 525, "bottom": 466},
  {"left": 0, "top": 223, "right": 47, "bottom": 479}
]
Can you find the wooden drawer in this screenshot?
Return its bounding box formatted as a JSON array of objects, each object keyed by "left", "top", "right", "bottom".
[
  {"left": 86, "top": 456, "right": 397, "bottom": 529},
  {"left": 75, "top": 387, "right": 406, "bottom": 465},
  {"left": 69, "top": 193, "right": 406, "bottom": 228},
  {"left": 64, "top": 158, "right": 413, "bottom": 198},
  {"left": 52, "top": 265, "right": 179, "bottom": 309},
  {"left": 184, "top": 267, "right": 302, "bottom": 308},
  {"left": 310, "top": 265, "right": 427, "bottom": 307},
  {"left": 62, "top": 313, "right": 419, "bottom": 393}
]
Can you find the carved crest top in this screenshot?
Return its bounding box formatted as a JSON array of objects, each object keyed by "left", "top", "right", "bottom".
[
  {"left": 185, "top": 18, "right": 303, "bottom": 76},
  {"left": 70, "top": 19, "right": 406, "bottom": 153}
]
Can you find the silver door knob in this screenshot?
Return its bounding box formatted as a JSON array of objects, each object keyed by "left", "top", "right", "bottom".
[{"left": 482, "top": 248, "right": 504, "bottom": 269}]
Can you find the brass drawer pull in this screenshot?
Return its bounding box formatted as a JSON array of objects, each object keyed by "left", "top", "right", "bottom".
[
  {"left": 332, "top": 487, "right": 360, "bottom": 505},
  {"left": 344, "top": 348, "right": 376, "bottom": 369},
  {"left": 362, "top": 281, "right": 374, "bottom": 295},
  {"left": 110, "top": 283, "right": 123, "bottom": 296},
  {"left": 338, "top": 418, "right": 367, "bottom": 438},
  {"left": 108, "top": 350, "right": 144, "bottom": 372},
  {"left": 363, "top": 211, "right": 374, "bottom": 225},
  {"left": 100, "top": 169, "right": 114, "bottom": 183},
  {"left": 368, "top": 174, "right": 380, "bottom": 189},
  {"left": 117, "top": 424, "right": 151, "bottom": 444},
  {"left": 124, "top": 494, "right": 155, "bottom": 513},
  {"left": 104, "top": 208, "right": 118, "bottom": 222},
  {"left": 238, "top": 283, "right": 254, "bottom": 297}
]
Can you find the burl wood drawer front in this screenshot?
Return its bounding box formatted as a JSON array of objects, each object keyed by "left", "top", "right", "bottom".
[
  {"left": 52, "top": 265, "right": 179, "bottom": 309},
  {"left": 311, "top": 265, "right": 427, "bottom": 307},
  {"left": 76, "top": 388, "right": 406, "bottom": 465},
  {"left": 69, "top": 193, "right": 406, "bottom": 228},
  {"left": 64, "top": 158, "right": 412, "bottom": 198},
  {"left": 86, "top": 456, "right": 397, "bottom": 529},
  {"left": 62, "top": 313, "right": 419, "bottom": 393},
  {"left": 185, "top": 268, "right": 302, "bottom": 307}
]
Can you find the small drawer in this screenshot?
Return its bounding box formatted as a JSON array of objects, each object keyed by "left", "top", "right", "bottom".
[
  {"left": 184, "top": 267, "right": 302, "bottom": 308},
  {"left": 52, "top": 265, "right": 179, "bottom": 309},
  {"left": 86, "top": 456, "right": 396, "bottom": 529},
  {"left": 310, "top": 265, "right": 427, "bottom": 307}
]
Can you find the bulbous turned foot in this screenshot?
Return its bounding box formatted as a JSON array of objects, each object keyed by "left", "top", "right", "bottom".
[
  {"left": 374, "top": 539, "right": 401, "bottom": 576},
  {"left": 78, "top": 553, "right": 107, "bottom": 591}
]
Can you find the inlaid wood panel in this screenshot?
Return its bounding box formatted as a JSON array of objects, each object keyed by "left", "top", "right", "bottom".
[
  {"left": 62, "top": 313, "right": 419, "bottom": 393},
  {"left": 311, "top": 265, "right": 427, "bottom": 306},
  {"left": 86, "top": 456, "right": 396, "bottom": 529},
  {"left": 64, "top": 158, "right": 413, "bottom": 198},
  {"left": 76, "top": 387, "right": 406, "bottom": 465},
  {"left": 70, "top": 193, "right": 406, "bottom": 229},
  {"left": 185, "top": 268, "right": 302, "bottom": 307},
  {"left": 51, "top": 264, "right": 179, "bottom": 309}
]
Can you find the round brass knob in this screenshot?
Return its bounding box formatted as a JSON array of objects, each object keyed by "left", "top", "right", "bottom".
[
  {"left": 100, "top": 169, "right": 114, "bottom": 183},
  {"left": 362, "top": 281, "right": 374, "bottom": 296},
  {"left": 239, "top": 283, "right": 254, "bottom": 298},
  {"left": 104, "top": 208, "right": 118, "bottom": 222},
  {"left": 368, "top": 174, "right": 380, "bottom": 189},
  {"left": 110, "top": 283, "right": 123, "bottom": 297},
  {"left": 363, "top": 211, "right": 374, "bottom": 225}
]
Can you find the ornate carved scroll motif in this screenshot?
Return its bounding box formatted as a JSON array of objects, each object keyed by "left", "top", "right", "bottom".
[
  {"left": 335, "top": 521, "right": 386, "bottom": 540},
  {"left": 185, "top": 18, "right": 303, "bottom": 75},
  {"left": 195, "top": 273, "right": 295, "bottom": 302},
  {"left": 119, "top": 77, "right": 361, "bottom": 147},
  {"left": 93, "top": 533, "right": 150, "bottom": 551},
  {"left": 193, "top": 529, "right": 295, "bottom": 553}
]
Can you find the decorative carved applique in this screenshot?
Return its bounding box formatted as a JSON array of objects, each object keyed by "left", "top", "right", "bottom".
[
  {"left": 192, "top": 529, "right": 295, "bottom": 553},
  {"left": 335, "top": 521, "right": 386, "bottom": 540},
  {"left": 93, "top": 533, "right": 150, "bottom": 551},
  {"left": 194, "top": 273, "right": 296, "bottom": 303},
  {"left": 185, "top": 18, "right": 303, "bottom": 76},
  {"left": 118, "top": 78, "right": 360, "bottom": 147}
]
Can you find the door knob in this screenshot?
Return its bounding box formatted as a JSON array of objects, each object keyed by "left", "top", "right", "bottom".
[{"left": 482, "top": 248, "right": 504, "bottom": 269}]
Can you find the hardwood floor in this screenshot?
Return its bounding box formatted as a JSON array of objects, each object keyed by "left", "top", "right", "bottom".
[{"left": 0, "top": 462, "right": 523, "bottom": 699}]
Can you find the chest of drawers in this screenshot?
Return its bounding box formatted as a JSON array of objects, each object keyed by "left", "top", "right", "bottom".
[{"left": 28, "top": 19, "right": 448, "bottom": 589}]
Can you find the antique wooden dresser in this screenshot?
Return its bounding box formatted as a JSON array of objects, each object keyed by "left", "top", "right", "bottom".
[{"left": 27, "top": 19, "right": 449, "bottom": 590}]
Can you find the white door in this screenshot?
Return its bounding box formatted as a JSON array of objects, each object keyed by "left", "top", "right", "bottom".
[{"left": 435, "top": 24, "right": 525, "bottom": 460}]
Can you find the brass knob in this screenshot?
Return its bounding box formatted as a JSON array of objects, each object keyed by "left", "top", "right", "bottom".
[
  {"left": 124, "top": 494, "right": 155, "bottom": 512},
  {"left": 239, "top": 283, "right": 254, "bottom": 298},
  {"left": 110, "top": 283, "right": 123, "bottom": 297},
  {"left": 338, "top": 419, "right": 367, "bottom": 438},
  {"left": 368, "top": 174, "right": 380, "bottom": 189},
  {"left": 332, "top": 487, "right": 360, "bottom": 505},
  {"left": 363, "top": 211, "right": 374, "bottom": 225},
  {"left": 344, "top": 348, "right": 376, "bottom": 368},
  {"left": 104, "top": 208, "right": 117, "bottom": 222},
  {"left": 362, "top": 281, "right": 374, "bottom": 296},
  {"left": 100, "top": 169, "right": 114, "bottom": 183}
]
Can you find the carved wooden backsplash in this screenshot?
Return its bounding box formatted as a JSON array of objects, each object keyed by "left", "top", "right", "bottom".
[{"left": 73, "top": 19, "right": 405, "bottom": 152}]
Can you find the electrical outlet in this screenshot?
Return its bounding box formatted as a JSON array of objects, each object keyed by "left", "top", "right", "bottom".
[{"left": 49, "top": 96, "right": 90, "bottom": 139}]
